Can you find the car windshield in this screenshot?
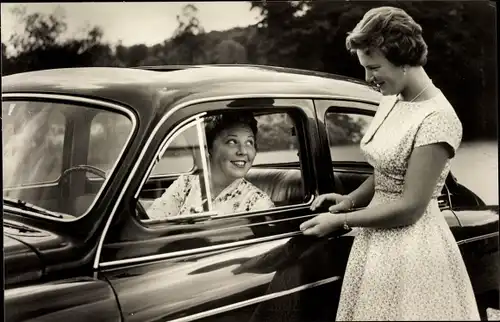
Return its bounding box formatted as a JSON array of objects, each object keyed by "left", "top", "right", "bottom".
[{"left": 2, "top": 100, "right": 133, "bottom": 218}]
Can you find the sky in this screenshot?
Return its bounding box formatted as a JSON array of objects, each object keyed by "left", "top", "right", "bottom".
[{"left": 1, "top": 2, "right": 262, "bottom": 49}]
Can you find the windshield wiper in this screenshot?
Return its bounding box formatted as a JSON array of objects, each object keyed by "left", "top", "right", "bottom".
[{"left": 3, "top": 197, "right": 65, "bottom": 219}]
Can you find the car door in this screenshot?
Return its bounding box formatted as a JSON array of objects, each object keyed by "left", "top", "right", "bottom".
[
  {"left": 314, "top": 98, "right": 500, "bottom": 319},
  {"left": 96, "top": 97, "right": 351, "bottom": 322}
]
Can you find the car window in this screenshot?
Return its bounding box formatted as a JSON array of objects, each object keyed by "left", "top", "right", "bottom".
[
  {"left": 253, "top": 113, "right": 299, "bottom": 165},
  {"left": 87, "top": 111, "right": 135, "bottom": 177},
  {"left": 2, "top": 100, "right": 134, "bottom": 218},
  {"left": 325, "top": 109, "right": 373, "bottom": 162},
  {"left": 3, "top": 101, "right": 66, "bottom": 187},
  {"left": 100, "top": 99, "right": 314, "bottom": 263},
  {"left": 139, "top": 110, "right": 306, "bottom": 221},
  {"left": 141, "top": 118, "right": 210, "bottom": 214},
  {"left": 148, "top": 124, "right": 196, "bottom": 177}
]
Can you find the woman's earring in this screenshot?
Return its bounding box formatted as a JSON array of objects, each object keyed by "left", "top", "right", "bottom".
[{"left": 403, "top": 67, "right": 407, "bottom": 75}]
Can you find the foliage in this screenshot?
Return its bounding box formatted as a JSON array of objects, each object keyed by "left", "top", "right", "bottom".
[
  {"left": 326, "top": 113, "right": 368, "bottom": 145},
  {"left": 2, "top": 6, "right": 118, "bottom": 75},
  {"left": 255, "top": 114, "right": 299, "bottom": 151},
  {"left": 2, "top": 2, "right": 496, "bottom": 141},
  {"left": 249, "top": 0, "right": 497, "bottom": 141}
]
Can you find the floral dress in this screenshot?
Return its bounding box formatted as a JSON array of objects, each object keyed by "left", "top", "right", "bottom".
[
  {"left": 147, "top": 175, "right": 274, "bottom": 219},
  {"left": 335, "top": 91, "right": 480, "bottom": 320}
]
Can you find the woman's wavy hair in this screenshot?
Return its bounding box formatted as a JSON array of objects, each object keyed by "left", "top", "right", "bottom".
[
  {"left": 204, "top": 111, "right": 258, "bottom": 151},
  {"left": 346, "top": 6, "right": 428, "bottom": 66}
]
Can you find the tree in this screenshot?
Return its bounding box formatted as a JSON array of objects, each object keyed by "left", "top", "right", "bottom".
[
  {"left": 249, "top": 0, "right": 497, "bottom": 140},
  {"left": 213, "top": 39, "right": 248, "bottom": 64},
  {"left": 170, "top": 4, "right": 207, "bottom": 64},
  {"left": 2, "top": 5, "right": 118, "bottom": 75},
  {"left": 126, "top": 44, "right": 149, "bottom": 67}
]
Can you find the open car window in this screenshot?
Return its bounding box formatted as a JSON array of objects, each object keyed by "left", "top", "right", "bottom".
[
  {"left": 253, "top": 113, "right": 300, "bottom": 165},
  {"left": 138, "top": 110, "right": 306, "bottom": 222},
  {"left": 101, "top": 99, "right": 315, "bottom": 263}
]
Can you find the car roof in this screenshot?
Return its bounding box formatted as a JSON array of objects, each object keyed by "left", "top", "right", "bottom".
[{"left": 2, "top": 65, "right": 381, "bottom": 117}]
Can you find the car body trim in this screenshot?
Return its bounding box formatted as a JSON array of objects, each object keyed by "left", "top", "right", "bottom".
[
  {"left": 196, "top": 117, "right": 214, "bottom": 210},
  {"left": 1, "top": 93, "right": 138, "bottom": 223},
  {"left": 94, "top": 93, "right": 373, "bottom": 269},
  {"left": 138, "top": 195, "right": 315, "bottom": 226},
  {"left": 99, "top": 230, "right": 305, "bottom": 268},
  {"left": 165, "top": 275, "right": 341, "bottom": 322},
  {"left": 456, "top": 232, "right": 499, "bottom": 246}
]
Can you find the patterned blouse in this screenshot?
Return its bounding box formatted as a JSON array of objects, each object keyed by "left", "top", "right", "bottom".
[{"left": 147, "top": 174, "right": 275, "bottom": 219}]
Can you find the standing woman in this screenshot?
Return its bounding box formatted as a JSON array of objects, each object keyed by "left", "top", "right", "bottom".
[{"left": 300, "top": 6, "right": 480, "bottom": 321}]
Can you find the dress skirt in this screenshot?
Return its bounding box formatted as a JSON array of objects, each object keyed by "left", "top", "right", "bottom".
[{"left": 335, "top": 192, "right": 480, "bottom": 321}]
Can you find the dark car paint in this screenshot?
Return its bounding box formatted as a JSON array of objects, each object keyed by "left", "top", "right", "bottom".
[
  {"left": 101, "top": 233, "right": 352, "bottom": 322},
  {"left": 2, "top": 66, "right": 498, "bottom": 321},
  {"left": 3, "top": 230, "right": 44, "bottom": 285},
  {"left": 4, "top": 277, "right": 122, "bottom": 322},
  {"left": 1, "top": 66, "right": 380, "bottom": 121}
]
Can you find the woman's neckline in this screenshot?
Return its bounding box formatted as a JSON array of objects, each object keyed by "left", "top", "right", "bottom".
[
  {"left": 211, "top": 177, "right": 244, "bottom": 201},
  {"left": 396, "top": 89, "right": 443, "bottom": 105}
]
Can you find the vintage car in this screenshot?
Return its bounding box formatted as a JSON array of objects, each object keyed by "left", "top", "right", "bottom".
[{"left": 3, "top": 65, "right": 499, "bottom": 321}]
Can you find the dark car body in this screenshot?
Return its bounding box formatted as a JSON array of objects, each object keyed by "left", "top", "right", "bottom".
[{"left": 2, "top": 65, "right": 499, "bottom": 322}]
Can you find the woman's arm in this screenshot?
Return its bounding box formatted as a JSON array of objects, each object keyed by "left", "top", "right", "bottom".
[
  {"left": 301, "top": 143, "right": 450, "bottom": 236},
  {"left": 310, "top": 174, "right": 375, "bottom": 212},
  {"left": 345, "top": 174, "right": 375, "bottom": 209},
  {"left": 147, "top": 175, "right": 187, "bottom": 219}
]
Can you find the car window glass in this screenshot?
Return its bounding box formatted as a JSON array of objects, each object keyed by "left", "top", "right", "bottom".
[
  {"left": 253, "top": 113, "right": 299, "bottom": 165},
  {"left": 138, "top": 110, "right": 306, "bottom": 223},
  {"left": 149, "top": 126, "right": 196, "bottom": 177},
  {"left": 2, "top": 100, "right": 134, "bottom": 218},
  {"left": 87, "top": 111, "right": 134, "bottom": 177},
  {"left": 3, "top": 102, "right": 66, "bottom": 187},
  {"left": 325, "top": 111, "right": 372, "bottom": 162},
  {"left": 139, "top": 118, "right": 211, "bottom": 217},
  {"left": 102, "top": 102, "right": 312, "bottom": 263}
]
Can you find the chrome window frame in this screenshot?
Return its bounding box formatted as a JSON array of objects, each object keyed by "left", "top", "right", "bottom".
[
  {"left": 125, "top": 104, "right": 314, "bottom": 249},
  {"left": 2, "top": 93, "right": 138, "bottom": 223},
  {"left": 134, "top": 113, "right": 208, "bottom": 199},
  {"left": 94, "top": 93, "right": 366, "bottom": 269},
  {"left": 146, "top": 116, "right": 200, "bottom": 180}
]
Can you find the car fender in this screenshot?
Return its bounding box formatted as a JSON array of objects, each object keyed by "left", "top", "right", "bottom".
[{"left": 4, "top": 277, "right": 122, "bottom": 322}]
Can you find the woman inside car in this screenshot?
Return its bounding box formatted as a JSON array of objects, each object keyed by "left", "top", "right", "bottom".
[{"left": 147, "top": 111, "right": 275, "bottom": 219}]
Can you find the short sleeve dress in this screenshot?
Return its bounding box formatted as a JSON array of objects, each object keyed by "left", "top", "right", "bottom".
[{"left": 335, "top": 91, "right": 481, "bottom": 321}]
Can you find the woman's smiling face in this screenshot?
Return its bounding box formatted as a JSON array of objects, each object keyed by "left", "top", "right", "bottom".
[
  {"left": 357, "top": 48, "right": 406, "bottom": 96},
  {"left": 209, "top": 123, "right": 256, "bottom": 184}
]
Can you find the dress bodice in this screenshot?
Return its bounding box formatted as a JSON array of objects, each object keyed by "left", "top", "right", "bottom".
[{"left": 360, "top": 92, "right": 462, "bottom": 199}]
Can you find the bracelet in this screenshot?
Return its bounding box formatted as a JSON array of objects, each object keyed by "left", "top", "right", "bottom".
[
  {"left": 343, "top": 196, "right": 354, "bottom": 230},
  {"left": 344, "top": 195, "right": 355, "bottom": 210},
  {"left": 343, "top": 212, "right": 350, "bottom": 230}
]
